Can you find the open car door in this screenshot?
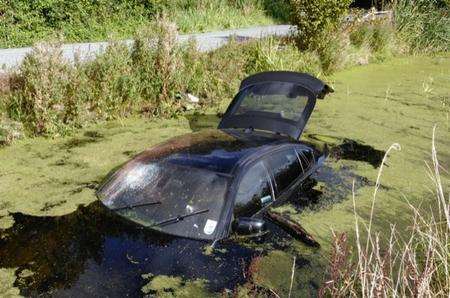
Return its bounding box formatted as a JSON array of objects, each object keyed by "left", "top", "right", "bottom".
[{"left": 219, "top": 72, "right": 333, "bottom": 140}]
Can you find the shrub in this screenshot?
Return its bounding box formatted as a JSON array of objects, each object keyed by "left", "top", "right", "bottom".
[
  {"left": 6, "top": 43, "right": 80, "bottom": 135},
  {"left": 0, "top": 0, "right": 159, "bottom": 48},
  {"left": 83, "top": 43, "right": 136, "bottom": 119},
  {"left": 289, "top": 0, "right": 353, "bottom": 51}
]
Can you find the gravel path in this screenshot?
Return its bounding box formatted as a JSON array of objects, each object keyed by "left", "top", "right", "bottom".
[{"left": 0, "top": 25, "right": 294, "bottom": 73}]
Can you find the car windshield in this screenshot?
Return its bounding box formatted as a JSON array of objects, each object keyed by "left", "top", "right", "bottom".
[
  {"left": 234, "top": 82, "right": 310, "bottom": 121},
  {"left": 98, "top": 161, "right": 229, "bottom": 240}
]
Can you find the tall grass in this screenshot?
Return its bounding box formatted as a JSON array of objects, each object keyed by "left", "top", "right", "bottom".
[
  {"left": 165, "top": 0, "right": 277, "bottom": 33},
  {"left": 394, "top": 0, "right": 450, "bottom": 53},
  {"left": 320, "top": 127, "right": 449, "bottom": 297}
]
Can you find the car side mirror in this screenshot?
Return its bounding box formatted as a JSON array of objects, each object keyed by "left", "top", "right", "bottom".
[{"left": 232, "top": 217, "right": 267, "bottom": 236}]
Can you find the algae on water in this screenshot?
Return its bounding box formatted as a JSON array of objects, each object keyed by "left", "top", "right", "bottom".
[
  {"left": 0, "top": 268, "right": 22, "bottom": 298},
  {"left": 141, "top": 275, "right": 212, "bottom": 297}
]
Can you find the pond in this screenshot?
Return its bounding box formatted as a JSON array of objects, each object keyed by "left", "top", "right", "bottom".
[{"left": 1, "top": 54, "right": 449, "bottom": 296}]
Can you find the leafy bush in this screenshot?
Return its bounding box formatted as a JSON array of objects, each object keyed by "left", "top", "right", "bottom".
[
  {"left": 289, "top": 0, "right": 353, "bottom": 50},
  {"left": 0, "top": 0, "right": 159, "bottom": 48}
]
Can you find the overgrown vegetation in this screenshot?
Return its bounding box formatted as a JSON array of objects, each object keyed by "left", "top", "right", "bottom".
[
  {"left": 320, "top": 129, "right": 449, "bottom": 297},
  {"left": 0, "top": 0, "right": 286, "bottom": 48},
  {"left": 2, "top": 17, "right": 242, "bottom": 135},
  {"left": 0, "top": 27, "right": 390, "bottom": 136}
]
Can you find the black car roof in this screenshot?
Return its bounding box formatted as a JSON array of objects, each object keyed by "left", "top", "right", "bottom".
[
  {"left": 165, "top": 129, "right": 319, "bottom": 175},
  {"left": 123, "top": 129, "right": 307, "bottom": 175},
  {"left": 162, "top": 129, "right": 290, "bottom": 174},
  {"left": 239, "top": 71, "right": 333, "bottom": 99}
]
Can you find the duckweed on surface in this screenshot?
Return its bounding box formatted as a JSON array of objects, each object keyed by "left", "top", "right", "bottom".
[
  {"left": 0, "top": 55, "right": 449, "bottom": 296},
  {"left": 141, "top": 275, "right": 211, "bottom": 297}
]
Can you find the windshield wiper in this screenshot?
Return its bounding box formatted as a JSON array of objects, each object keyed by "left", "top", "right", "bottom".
[
  {"left": 151, "top": 209, "right": 209, "bottom": 227},
  {"left": 112, "top": 201, "right": 161, "bottom": 211}
]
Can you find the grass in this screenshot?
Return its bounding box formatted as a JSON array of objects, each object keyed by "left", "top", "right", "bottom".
[
  {"left": 164, "top": 0, "right": 279, "bottom": 33},
  {"left": 0, "top": 0, "right": 287, "bottom": 48}
]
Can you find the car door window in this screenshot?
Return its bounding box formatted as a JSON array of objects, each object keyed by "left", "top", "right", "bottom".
[
  {"left": 266, "top": 149, "right": 302, "bottom": 195},
  {"left": 234, "top": 161, "right": 272, "bottom": 217}
]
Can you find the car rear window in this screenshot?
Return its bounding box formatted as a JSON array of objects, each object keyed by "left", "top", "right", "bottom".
[{"left": 234, "top": 82, "right": 310, "bottom": 122}]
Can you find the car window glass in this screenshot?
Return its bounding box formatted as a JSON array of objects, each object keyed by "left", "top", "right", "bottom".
[
  {"left": 234, "top": 161, "right": 272, "bottom": 217},
  {"left": 267, "top": 149, "right": 302, "bottom": 194},
  {"left": 234, "top": 82, "right": 310, "bottom": 121},
  {"left": 98, "top": 162, "right": 228, "bottom": 240}
]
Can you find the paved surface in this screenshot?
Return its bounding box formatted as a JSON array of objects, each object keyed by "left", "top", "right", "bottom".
[{"left": 0, "top": 25, "right": 294, "bottom": 72}]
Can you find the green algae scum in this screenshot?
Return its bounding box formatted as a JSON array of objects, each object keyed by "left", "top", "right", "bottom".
[{"left": 1, "top": 55, "right": 449, "bottom": 296}]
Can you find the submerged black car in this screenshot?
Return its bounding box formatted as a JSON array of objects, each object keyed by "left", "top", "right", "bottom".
[{"left": 97, "top": 71, "right": 332, "bottom": 241}]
